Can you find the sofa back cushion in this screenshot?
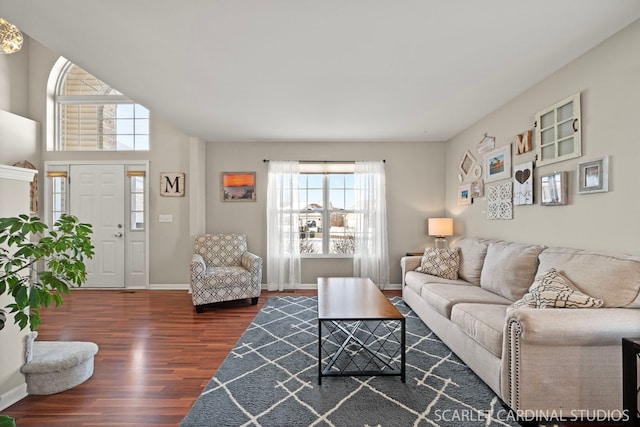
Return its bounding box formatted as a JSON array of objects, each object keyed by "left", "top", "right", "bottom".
[
  {"left": 537, "top": 247, "right": 640, "bottom": 308},
  {"left": 480, "top": 241, "right": 545, "bottom": 301},
  {"left": 453, "top": 237, "right": 490, "bottom": 285}
]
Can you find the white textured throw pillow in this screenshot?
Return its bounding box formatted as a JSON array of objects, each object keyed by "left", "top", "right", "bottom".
[
  {"left": 509, "top": 268, "right": 604, "bottom": 311},
  {"left": 415, "top": 248, "right": 460, "bottom": 280}
]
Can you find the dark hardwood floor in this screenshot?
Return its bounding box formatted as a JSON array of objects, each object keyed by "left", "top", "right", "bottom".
[
  {"left": 4, "top": 289, "right": 622, "bottom": 427},
  {"left": 4, "top": 289, "right": 400, "bottom": 426}
]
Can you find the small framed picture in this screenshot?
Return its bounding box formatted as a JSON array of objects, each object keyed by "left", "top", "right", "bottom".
[
  {"left": 458, "top": 183, "right": 472, "bottom": 205},
  {"left": 221, "top": 172, "right": 256, "bottom": 202},
  {"left": 540, "top": 172, "right": 568, "bottom": 206},
  {"left": 470, "top": 179, "right": 484, "bottom": 198},
  {"left": 458, "top": 150, "right": 476, "bottom": 179},
  {"left": 484, "top": 144, "right": 512, "bottom": 183},
  {"left": 577, "top": 156, "right": 609, "bottom": 194}
]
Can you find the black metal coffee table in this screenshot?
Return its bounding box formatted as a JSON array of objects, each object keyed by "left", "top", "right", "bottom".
[{"left": 317, "top": 277, "right": 405, "bottom": 385}]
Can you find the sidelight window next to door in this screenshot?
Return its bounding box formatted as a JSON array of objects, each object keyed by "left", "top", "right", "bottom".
[{"left": 46, "top": 163, "right": 148, "bottom": 289}]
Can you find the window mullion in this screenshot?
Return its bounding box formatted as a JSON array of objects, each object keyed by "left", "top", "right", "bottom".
[
  {"left": 57, "top": 95, "right": 134, "bottom": 104},
  {"left": 322, "top": 174, "right": 330, "bottom": 254}
]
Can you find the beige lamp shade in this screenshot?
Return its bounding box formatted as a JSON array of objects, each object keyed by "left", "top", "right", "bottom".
[{"left": 428, "top": 218, "right": 453, "bottom": 237}]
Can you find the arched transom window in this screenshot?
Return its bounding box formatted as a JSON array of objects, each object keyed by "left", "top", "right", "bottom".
[{"left": 54, "top": 62, "right": 150, "bottom": 151}]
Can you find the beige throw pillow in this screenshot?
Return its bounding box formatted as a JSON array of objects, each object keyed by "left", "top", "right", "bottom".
[
  {"left": 415, "top": 248, "right": 460, "bottom": 280},
  {"left": 509, "top": 268, "right": 604, "bottom": 312}
]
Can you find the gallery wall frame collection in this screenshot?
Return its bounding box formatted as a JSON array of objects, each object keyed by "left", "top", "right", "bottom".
[{"left": 458, "top": 97, "right": 609, "bottom": 211}]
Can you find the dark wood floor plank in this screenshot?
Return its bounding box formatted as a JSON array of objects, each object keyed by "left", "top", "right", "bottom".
[{"left": 4, "top": 289, "right": 400, "bottom": 426}]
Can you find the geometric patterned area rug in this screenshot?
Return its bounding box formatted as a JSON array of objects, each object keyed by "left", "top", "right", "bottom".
[{"left": 180, "top": 296, "right": 521, "bottom": 427}]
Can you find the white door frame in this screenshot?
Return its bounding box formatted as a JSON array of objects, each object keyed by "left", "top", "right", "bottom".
[{"left": 44, "top": 160, "right": 150, "bottom": 289}]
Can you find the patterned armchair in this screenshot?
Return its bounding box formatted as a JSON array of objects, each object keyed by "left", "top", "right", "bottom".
[{"left": 190, "top": 234, "right": 262, "bottom": 313}]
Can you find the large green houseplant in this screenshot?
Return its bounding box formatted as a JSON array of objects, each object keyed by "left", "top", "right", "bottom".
[
  {"left": 0, "top": 214, "right": 93, "bottom": 427},
  {"left": 0, "top": 214, "right": 94, "bottom": 331}
]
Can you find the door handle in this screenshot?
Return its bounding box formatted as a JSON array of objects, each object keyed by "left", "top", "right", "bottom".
[{"left": 115, "top": 232, "right": 123, "bottom": 238}]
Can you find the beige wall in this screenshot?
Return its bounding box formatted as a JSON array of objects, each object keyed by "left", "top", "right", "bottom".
[
  {"left": 206, "top": 140, "right": 446, "bottom": 284},
  {"left": 0, "top": 38, "right": 29, "bottom": 116},
  {"left": 3, "top": 16, "right": 638, "bottom": 292},
  {"left": 0, "top": 110, "right": 39, "bottom": 187},
  {"left": 0, "top": 170, "right": 34, "bottom": 409},
  {"left": 0, "top": 37, "right": 194, "bottom": 285},
  {"left": 444, "top": 19, "right": 640, "bottom": 256}
]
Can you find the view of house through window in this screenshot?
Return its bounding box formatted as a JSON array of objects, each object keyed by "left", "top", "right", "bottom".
[
  {"left": 298, "top": 173, "right": 356, "bottom": 255},
  {"left": 54, "top": 62, "right": 150, "bottom": 151}
]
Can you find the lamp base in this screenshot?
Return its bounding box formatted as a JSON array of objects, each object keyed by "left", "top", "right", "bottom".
[{"left": 434, "top": 237, "right": 449, "bottom": 250}]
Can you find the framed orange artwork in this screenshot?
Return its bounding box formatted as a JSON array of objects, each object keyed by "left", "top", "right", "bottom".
[{"left": 221, "top": 172, "right": 256, "bottom": 202}]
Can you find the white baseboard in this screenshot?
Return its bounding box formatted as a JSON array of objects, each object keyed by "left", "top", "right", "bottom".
[
  {"left": 0, "top": 382, "right": 27, "bottom": 411},
  {"left": 148, "top": 283, "right": 190, "bottom": 290},
  {"left": 139, "top": 283, "right": 401, "bottom": 291},
  {"left": 260, "top": 283, "right": 402, "bottom": 290}
]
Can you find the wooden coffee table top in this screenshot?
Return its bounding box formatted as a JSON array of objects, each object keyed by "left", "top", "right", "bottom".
[{"left": 317, "top": 277, "right": 404, "bottom": 320}]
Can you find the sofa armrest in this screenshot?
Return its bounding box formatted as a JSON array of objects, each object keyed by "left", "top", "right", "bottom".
[
  {"left": 400, "top": 256, "right": 422, "bottom": 286},
  {"left": 502, "top": 307, "right": 640, "bottom": 414},
  {"left": 506, "top": 307, "right": 640, "bottom": 346}
]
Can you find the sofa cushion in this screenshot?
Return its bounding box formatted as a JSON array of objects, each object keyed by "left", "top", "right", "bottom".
[
  {"left": 453, "top": 237, "right": 490, "bottom": 285},
  {"left": 405, "top": 271, "right": 473, "bottom": 293},
  {"left": 509, "top": 268, "right": 604, "bottom": 312},
  {"left": 421, "top": 283, "right": 511, "bottom": 319},
  {"left": 538, "top": 247, "right": 640, "bottom": 308},
  {"left": 415, "top": 248, "right": 460, "bottom": 280},
  {"left": 480, "top": 241, "right": 545, "bottom": 301},
  {"left": 451, "top": 303, "right": 507, "bottom": 358}
]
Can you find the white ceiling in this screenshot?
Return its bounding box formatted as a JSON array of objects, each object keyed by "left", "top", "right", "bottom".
[{"left": 2, "top": 1, "right": 640, "bottom": 142}]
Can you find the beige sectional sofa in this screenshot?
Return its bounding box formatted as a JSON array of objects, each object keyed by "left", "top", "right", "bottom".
[{"left": 401, "top": 237, "right": 640, "bottom": 420}]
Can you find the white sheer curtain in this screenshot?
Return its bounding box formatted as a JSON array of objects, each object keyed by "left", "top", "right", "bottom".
[
  {"left": 353, "top": 161, "right": 389, "bottom": 288},
  {"left": 266, "top": 161, "right": 301, "bottom": 291}
]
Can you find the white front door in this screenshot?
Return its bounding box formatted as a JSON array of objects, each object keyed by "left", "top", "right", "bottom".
[{"left": 69, "top": 164, "right": 125, "bottom": 288}]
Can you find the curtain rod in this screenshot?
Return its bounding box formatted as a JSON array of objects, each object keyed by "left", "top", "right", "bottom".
[{"left": 262, "top": 159, "right": 385, "bottom": 163}]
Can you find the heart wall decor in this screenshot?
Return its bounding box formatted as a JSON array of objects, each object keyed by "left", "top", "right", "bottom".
[
  {"left": 515, "top": 168, "right": 530, "bottom": 184},
  {"left": 513, "top": 161, "right": 534, "bottom": 205}
]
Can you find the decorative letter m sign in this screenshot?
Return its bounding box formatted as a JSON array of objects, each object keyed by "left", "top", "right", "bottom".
[{"left": 160, "top": 172, "right": 185, "bottom": 197}]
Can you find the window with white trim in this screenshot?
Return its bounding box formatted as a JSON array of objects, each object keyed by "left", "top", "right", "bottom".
[
  {"left": 47, "top": 171, "right": 67, "bottom": 223},
  {"left": 54, "top": 62, "right": 150, "bottom": 151},
  {"left": 129, "top": 173, "right": 145, "bottom": 230},
  {"left": 298, "top": 166, "right": 357, "bottom": 256}
]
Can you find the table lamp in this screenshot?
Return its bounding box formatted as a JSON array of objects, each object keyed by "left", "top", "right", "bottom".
[{"left": 428, "top": 218, "right": 453, "bottom": 249}]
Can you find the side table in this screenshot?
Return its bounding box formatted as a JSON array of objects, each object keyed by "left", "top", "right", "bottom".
[{"left": 622, "top": 337, "right": 640, "bottom": 427}]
